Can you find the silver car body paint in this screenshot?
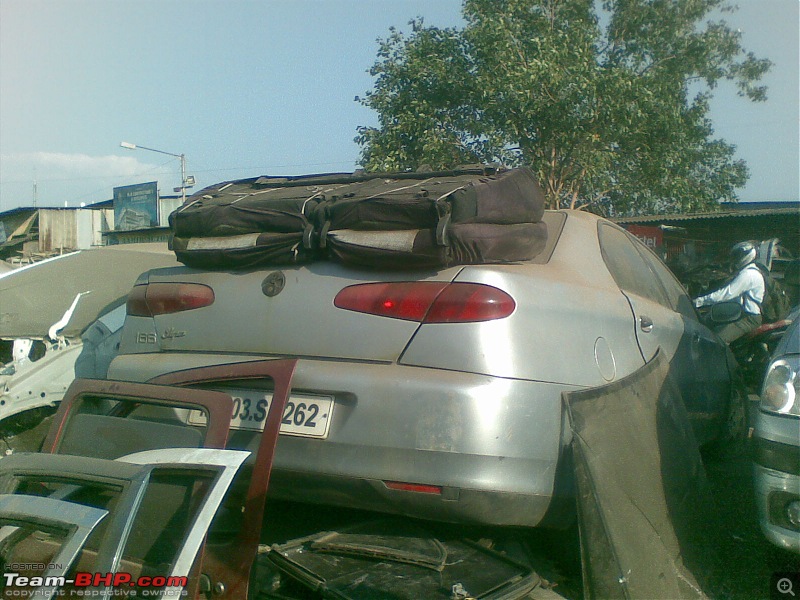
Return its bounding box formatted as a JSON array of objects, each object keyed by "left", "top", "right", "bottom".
[{"left": 109, "top": 210, "right": 731, "bottom": 527}]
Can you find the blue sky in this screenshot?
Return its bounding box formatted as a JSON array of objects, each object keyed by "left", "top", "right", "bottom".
[{"left": 0, "top": 0, "right": 797, "bottom": 211}]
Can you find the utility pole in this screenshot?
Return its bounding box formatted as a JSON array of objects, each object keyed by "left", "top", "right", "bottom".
[{"left": 120, "top": 142, "right": 194, "bottom": 204}]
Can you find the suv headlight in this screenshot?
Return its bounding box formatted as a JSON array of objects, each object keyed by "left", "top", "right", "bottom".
[{"left": 761, "top": 357, "right": 800, "bottom": 416}]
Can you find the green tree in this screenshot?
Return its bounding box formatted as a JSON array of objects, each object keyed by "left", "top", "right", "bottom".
[{"left": 355, "top": 0, "right": 771, "bottom": 215}]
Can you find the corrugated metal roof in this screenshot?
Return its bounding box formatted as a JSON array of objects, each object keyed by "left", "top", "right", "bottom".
[
  {"left": 613, "top": 206, "right": 800, "bottom": 224},
  {"left": 720, "top": 201, "right": 800, "bottom": 211}
]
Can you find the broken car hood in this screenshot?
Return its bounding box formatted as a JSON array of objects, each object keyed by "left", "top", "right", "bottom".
[{"left": 0, "top": 244, "right": 179, "bottom": 338}]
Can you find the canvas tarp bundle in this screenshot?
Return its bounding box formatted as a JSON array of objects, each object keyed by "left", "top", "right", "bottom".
[
  {"left": 327, "top": 222, "right": 548, "bottom": 269},
  {"left": 563, "top": 349, "right": 721, "bottom": 600},
  {"left": 169, "top": 167, "right": 547, "bottom": 269}
]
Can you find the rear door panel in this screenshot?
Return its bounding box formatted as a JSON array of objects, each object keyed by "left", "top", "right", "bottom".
[
  {"left": 597, "top": 223, "right": 724, "bottom": 422},
  {"left": 635, "top": 245, "right": 731, "bottom": 420},
  {"left": 619, "top": 292, "right": 683, "bottom": 364}
]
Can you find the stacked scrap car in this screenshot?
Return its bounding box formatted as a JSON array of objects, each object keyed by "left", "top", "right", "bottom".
[{"left": 107, "top": 168, "right": 742, "bottom": 529}]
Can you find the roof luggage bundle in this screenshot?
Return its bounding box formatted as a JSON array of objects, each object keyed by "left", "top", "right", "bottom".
[{"left": 169, "top": 166, "right": 548, "bottom": 269}]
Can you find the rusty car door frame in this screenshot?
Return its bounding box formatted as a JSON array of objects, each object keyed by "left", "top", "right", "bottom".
[
  {"left": 148, "top": 359, "right": 297, "bottom": 600},
  {"left": 42, "top": 379, "right": 236, "bottom": 453}
]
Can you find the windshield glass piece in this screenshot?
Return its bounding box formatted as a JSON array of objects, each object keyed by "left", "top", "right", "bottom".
[
  {"left": 0, "top": 520, "right": 70, "bottom": 579},
  {"left": 0, "top": 494, "right": 108, "bottom": 598},
  {"left": 118, "top": 469, "right": 216, "bottom": 578},
  {"left": 55, "top": 394, "right": 208, "bottom": 460}
]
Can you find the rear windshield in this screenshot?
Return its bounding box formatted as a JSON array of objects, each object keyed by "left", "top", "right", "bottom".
[{"left": 530, "top": 211, "right": 567, "bottom": 264}]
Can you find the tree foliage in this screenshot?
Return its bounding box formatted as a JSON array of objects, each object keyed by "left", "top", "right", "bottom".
[{"left": 355, "top": 0, "right": 771, "bottom": 215}]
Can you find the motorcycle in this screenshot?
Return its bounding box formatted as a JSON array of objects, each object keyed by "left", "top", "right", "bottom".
[{"left": 703, "top": 302, "right": 798, "bottom": 392}]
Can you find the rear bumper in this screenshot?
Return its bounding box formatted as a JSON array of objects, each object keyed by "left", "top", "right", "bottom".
[
  {"left": 266, "top": 468, "right": 575, "bottom": 528},
  {"left": 109, "top": 353, "right": 577, "bottom": 527}
]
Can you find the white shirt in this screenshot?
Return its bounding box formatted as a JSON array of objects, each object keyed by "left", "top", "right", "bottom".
[{"left": 694, "top": 264, "right": 766, "bottom": 315}]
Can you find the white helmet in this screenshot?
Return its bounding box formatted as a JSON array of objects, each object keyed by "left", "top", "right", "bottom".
[{"left": 730, "top": 241, "right": 757, "bottom": 271}]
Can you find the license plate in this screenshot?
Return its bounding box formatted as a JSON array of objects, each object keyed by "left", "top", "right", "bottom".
[{"left": 188, "top": 389, "right": 333, "bottom": 438}]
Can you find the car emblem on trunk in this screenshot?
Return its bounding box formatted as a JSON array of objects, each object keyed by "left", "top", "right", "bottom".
[{"left": 262, "top": 271, "right": 286, "bottom": 297}]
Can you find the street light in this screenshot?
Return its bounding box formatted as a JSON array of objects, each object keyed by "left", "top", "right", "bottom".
[{"left": 120, "top": 141, "right": 194, "bottom": 203}]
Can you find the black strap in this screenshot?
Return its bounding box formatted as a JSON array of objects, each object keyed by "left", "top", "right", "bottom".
[
  {"left": 435, "top": 200, "right": 451, "bottom": 247},
  {"left": 302, "top": 223, "right": 316, "bottom": 249},
  {"left": 318, "top": 221, "right": 331, "bottom": 249}
]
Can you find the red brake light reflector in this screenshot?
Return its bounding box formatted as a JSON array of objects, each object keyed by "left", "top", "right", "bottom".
[
  {"left": 384, "top": 481, "right": 443, "bottom": 495},
  {"left": 127, "top": 283, "right": 215, "bottom": 317},
  {"left": 334, "top": 282, "right": 448, "bottom": 321},
  {"left": 126, "top": 285, "right": 150, "bottom": 316},
  {"left": 425, "top": 283, "right": 515, "bottom": 323},
  {"left": 334, "top": 282, "right": 515, "bottom": 323}
]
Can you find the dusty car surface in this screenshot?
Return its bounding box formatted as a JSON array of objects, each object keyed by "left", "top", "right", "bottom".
[
  {"left": 753, "top": 308, "right": 800, "bottom": 553},
  {"left": 108, "top": 208, "right": 737, "bottom": 528}
]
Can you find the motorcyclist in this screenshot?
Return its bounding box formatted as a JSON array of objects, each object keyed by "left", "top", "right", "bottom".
[{"left": 694, "top": 241, "right": 766, "bottom": 343}]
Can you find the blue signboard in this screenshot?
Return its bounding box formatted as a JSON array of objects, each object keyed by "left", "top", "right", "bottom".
[{"left": 113, "top": 182, "right": 158, "bottom": 231}]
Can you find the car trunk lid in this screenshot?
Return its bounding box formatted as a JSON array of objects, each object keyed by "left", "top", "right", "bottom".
[{"left": 123, "top": 262, "right": 465, "bottom": 362}]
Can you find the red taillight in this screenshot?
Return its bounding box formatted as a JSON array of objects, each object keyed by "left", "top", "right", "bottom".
[
  {"left": 127, "top": 283, "right": 215, "bottom": 317},
  {"left": 425, "top": 283, "right": 516, "bottom": 323},
  {"left": 334, "top": 282, "right": 447, "bottom": 321},
  {"left": 384, "top": 481, "right": 443, "bottom": 495},
  {"left": 334, "top": 282, "right": 515, "bottom": 323}
]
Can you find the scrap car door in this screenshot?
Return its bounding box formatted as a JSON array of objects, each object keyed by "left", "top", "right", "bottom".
[
  {"left": 0, "top": 494, "right": 108, "bottom": 597},
  {"left": 38, "top": 361, "right": 296, "bottom": 600},
  {"left": 147, "top": 359, "right": 297, "bottom": 600},
  {"left": 42, "top": 379, "right": 236, "bottom": 456},
  {"left": 0, "top": 450, "right": 250, "bottom": 599},
  {"left": 116, "top": 448, "right": 251, "bottom": 595}
]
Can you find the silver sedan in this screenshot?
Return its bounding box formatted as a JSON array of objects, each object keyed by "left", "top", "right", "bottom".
[{"left": 109, "top": 209, "right": 736, "bottom": 528}]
